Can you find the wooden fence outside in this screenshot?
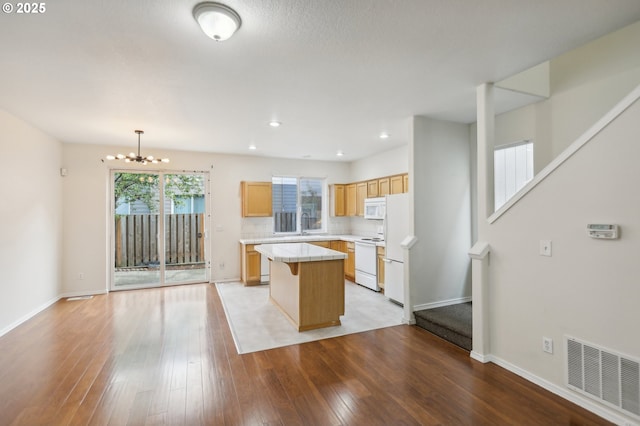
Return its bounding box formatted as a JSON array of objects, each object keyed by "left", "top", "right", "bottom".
[{"left": 115, "top": 213, "right": 205, "bottom": 268}]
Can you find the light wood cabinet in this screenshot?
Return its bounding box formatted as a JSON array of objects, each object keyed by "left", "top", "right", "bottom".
[
  {"left": 390, "top": 175, "right": 404, "bottom": 194},
  {"left": 330, "top": 240, "right": 345, "bottom": 252},
  {"left": 333, "top": 184, "right": 345, "bottom": 216},
  {"left": 241, "top": 181, "right": 272, "bottom": 217},
  {"left": 309, "top": 241, "right": 330, "bottom": 248},
  {"left": 403, "top": 174, "right": 409, "bottom": 193},
  {"left": 240, "top": 244, "right": 262, "bottom": 285},
  {"left": 367, "top": 180, "right": 379, "bottom": 198},
  {"left": 346, "top": 184, "right": 357, "bottom": 216},
  {"left": 345, "top": 242, "right": 355, "bottom": 281},
  {"left": 377, "top": 246, "right": 385, "bottom": 290},
  {"left": 378, "top": 177, "right": 390, "bottom": 196},
  {"left": 356, "top": 182, "right": 367, "bottom": 216}
]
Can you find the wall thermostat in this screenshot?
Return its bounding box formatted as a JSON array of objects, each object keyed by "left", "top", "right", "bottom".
[{"left": 587, "top": 224, "right": 618, "bottom": 239}]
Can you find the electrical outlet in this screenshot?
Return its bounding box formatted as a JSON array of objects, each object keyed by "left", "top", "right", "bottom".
[
  {"left": 543, "top": 337, "right": 553, "bottom": 354},
  {"left": 219, "top": 261, "right": 225, "bottom": 269},
  {"left": 540, "top": 240, "right": 552, "bottom": 257}
]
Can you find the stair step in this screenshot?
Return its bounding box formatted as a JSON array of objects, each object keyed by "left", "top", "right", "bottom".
[{"left": 414, "top": 302, "right": 472, "bottom": 351}]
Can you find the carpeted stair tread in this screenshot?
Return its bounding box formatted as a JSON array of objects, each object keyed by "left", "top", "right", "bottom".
[{"left": 414, "top": 302, "right": 472, "bottom": 351}]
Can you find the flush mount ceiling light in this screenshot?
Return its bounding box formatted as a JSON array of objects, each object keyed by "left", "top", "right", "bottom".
[
  {"left": 268, "top": 120, "right": 282, "bottom": 128},
  {"left": 193, "top": 2, "right": 241, "bottom": 41},
  {"left": 379, "top": 132, "right": 390, "bottom": 139},
  {"left": 105, "top": 130, "right": 169, "bottom": 165},
  {"left": 336, "top": 150, "right": 344, "bottom": 157}
]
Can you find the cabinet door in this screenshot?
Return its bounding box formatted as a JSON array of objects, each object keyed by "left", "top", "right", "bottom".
[
  {"left": 330, "top": 240, "right": 345, "bottom": 252},
  {"left": 378, "top": 178, "right": 390, "bottom": 196},
  {"left": 377, "top": 246, "right": 385, "bottom": 289},
  {"left": 390, "top": 175, "right": 404, "bottom": 194},
  {"left": 333, "top": 184, "right": 345, "bottom": 216},
  {"left": 241, "top": 181, "right": 272, "bottom": 217},
  {"left": 345, "top": 242, "right": 355, "bottom": 281},
  {"left": 346, "top": 184, "right": 357, "bottom": 216},
  {"left": 403, "top": 174, "right": 409, "bottom": 193},
  {"left": 245, "top": 245, "right": 262, "bottom": 284},
  {"left": 367, "top": 180, "right": 378, "bottom": 198},
  {"left": 356, "top": 182, "right": 367, "bottom": 216}
]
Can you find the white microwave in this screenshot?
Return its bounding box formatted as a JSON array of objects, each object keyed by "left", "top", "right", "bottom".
[{"left": 364, "top": 197, "right": 385, "bottom": 220}]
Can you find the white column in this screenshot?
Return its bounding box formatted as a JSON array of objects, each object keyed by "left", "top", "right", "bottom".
[{"left": 471, "top": 83, "right": 495, "bottom": 362}]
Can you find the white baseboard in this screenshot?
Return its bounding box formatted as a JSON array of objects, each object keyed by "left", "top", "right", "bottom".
[
  {"left": 59, "top": 289, "right": 108, "bottom": 299},
  {"left": 413, "top": 296, "right": 471, "bottom": 312},
  {"left": 470, "top": 351, "right": 490, "bottom": 363},
  {"left": 0, "top": 295, "right": 61, "bottom": 338},
  {"left": 487, "top": 354, "right": 634, "bottom": 426}
]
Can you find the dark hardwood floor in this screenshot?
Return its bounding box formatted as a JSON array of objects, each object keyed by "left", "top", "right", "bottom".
[{"left": 0, "top": 283, "right": 609, "bottom": 425}]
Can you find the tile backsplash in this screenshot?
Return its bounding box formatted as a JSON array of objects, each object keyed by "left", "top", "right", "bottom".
[{"left": 240, "top": 216, "right": 380, "bottom": 239}]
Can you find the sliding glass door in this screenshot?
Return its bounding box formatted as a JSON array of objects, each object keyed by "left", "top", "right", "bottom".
[{"left": 111, "top": 170, "right": 208, "bottom": 290}]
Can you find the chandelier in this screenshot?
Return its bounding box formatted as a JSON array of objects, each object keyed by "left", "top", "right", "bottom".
[{"left": 105, "top": 130, "right": 169, "bottom": 165}]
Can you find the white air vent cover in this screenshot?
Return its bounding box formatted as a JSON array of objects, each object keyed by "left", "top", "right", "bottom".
[{"left": 566, "top": 336, "right": 640, "bottom": 420}]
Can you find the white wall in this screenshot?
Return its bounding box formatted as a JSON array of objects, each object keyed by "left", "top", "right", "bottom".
[
  {"left": 482, "top": 96, "right": 640, "bottom": 424},
  {"left": 0, "top": 110, "right": 62, "bottom": 335},
  {"left": 349, "top": 144, "right": 409, "bottom": 182},
  {"left": 61, "top": 143, "right": 351, "bottom": 293},
  {"left": 490, "top": 20, "right": 640, "bottom": 179},
  {"left": 410, "top": 117, "right": 471, "bottom": 308}
]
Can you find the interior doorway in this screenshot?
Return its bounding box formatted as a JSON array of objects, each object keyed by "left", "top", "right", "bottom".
[{"left": 110, "top": 170, "right": 209, "bottom": 290}]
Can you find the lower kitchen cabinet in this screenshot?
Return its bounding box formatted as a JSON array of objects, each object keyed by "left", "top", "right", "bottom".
[
  {"left": 377, "top": 246, "right": 385, "bottom": 290},
  {"left": 240, "top": 244, "right": 261, "bottom": 285},
  {"left": 345, "top": 242, "right": 355, "bottom": 281},
  {"left": 309, "top": 241, "right": 331, "bottom": 248},
  {"left": 330, "top": 240, "right": 345, "bottom": 252}
]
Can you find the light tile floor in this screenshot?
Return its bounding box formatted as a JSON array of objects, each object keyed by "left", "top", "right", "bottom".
[{"left": 216, "top": 280, "right": 404, "bottom": 354}]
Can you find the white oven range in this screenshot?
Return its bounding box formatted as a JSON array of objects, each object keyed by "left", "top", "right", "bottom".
[{"left": 354, "top": 238, "right": 382, "bottom": 291}]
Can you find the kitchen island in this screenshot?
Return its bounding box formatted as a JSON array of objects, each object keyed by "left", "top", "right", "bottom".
[{"left": 255, "top": 243, "right": 347, "bottom": 331}]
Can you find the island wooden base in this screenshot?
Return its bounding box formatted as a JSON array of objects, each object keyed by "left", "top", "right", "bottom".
[{"left": 269, "top": 258, "right": 345, "bottom": 332}]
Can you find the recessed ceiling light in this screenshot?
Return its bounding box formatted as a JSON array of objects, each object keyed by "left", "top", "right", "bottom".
[
  {"left": 248, "top": 144, "right": 257, "bottom": 150},
  {"left": 336, "top": 150, "right": 344, "bottom": 157},
  {"left": 379, "top": 132, "right": 390, "bottom": 139},
  {"left": 269, "top": 121, "right": 281, "bottom": 128}
]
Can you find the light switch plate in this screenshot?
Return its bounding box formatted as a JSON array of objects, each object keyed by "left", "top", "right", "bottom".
[{"left": 540, "top": 240, "right": 552, "bottom": 256}]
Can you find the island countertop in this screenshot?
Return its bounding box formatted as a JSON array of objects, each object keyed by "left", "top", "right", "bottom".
[{"left": 255, "top": 242, "right": 347, "bottom": 263}]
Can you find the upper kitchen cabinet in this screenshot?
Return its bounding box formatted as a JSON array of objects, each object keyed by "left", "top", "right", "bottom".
[
  {"left": 403, "top": 174, "right": 409, "bottom": 192},
  {"left": 356, "top": 182, "right": 367, "bottom": 216},
  {"left": 367, "top": 180, "right": 379, "bottom": 198},
  {"left": 346, "top": 184, "right": 357, "bottom": 216},
  {"left": 332, "top": 184, "right": 346, "bottom": 216},
  {"left": 390, "top": 175, "right": 404, "bottom": 194},
  {"left": 378, "top": 177, "right": 390, "bottom": 196},
  {"left": 241, "top": 181, "right": 272, "bottom": 217}
]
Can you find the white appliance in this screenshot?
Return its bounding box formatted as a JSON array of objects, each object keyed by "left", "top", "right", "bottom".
[
  {"left": 364, "top": 197, "right": 385, "bottom": 220},
  {"left": 383, "top": 193, "right": 410, "bottom": 304},
  {"left": 355, "top": 240, "right": 380, "bottom": 291},
  {"left": 260, "top": 252, "right": 269, "bottom": 283}
]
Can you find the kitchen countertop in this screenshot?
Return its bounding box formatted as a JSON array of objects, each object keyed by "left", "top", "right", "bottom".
[
  {"left": 239, "top": 234, "right": 385, "bottom": 247},
  {"left": 255, "top": 243, "right": 347, "bottom": 263}
]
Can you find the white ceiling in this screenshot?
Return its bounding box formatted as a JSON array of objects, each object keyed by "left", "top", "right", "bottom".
[{"left": 2, "top": 1, "right": 640, "bottom": 161}]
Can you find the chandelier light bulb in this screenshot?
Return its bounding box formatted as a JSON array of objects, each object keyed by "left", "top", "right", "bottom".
[{"left": 105, "top": 130, "right": 170, "bottom": 165}]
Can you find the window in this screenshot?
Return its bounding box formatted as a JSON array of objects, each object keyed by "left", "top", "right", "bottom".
[
  {"left": 272, "top": 176, "right": 326, "bottom": 233},
  {"left": 494, "top": 140, "right": 534, "bottom": 210},
  {"left": 173, "top": 195, "right": 205, "bottom": 214}
]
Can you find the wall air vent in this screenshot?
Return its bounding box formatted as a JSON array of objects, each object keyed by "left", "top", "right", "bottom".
[{"left": 566, "top": 336, "right": 640, "bottom": 420}]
